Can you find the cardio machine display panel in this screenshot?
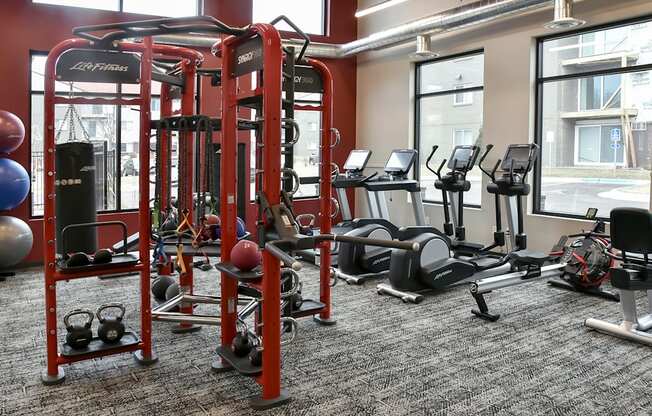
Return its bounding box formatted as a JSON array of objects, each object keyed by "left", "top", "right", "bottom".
[
  {"left": 343, "top": 150, "right": 372, "bottom": 172},
  {"left": 384, "top": 149, "right": 417, "bottom": 175},
  {"left": 448, "top": 145, "right": 479, "bottom": 171},
  {"left": 501, "top": 144, "right": 535, "bottom": 172}
]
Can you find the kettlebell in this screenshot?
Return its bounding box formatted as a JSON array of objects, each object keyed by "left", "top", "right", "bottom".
[
  {"left": 64, "top": 309, "right": 94, "bottom": 350},
  {"left": 231, "top": 332, "right": 253, "bottom": 357},
  {"left": 96, "top": 303, "right": 126, "bottom": 344},
  {"left": 291, "top": 292, "right": 303, "bottom": 310},
  {"left": 249, "top": 347, "right": 263, "bottom": 367}
]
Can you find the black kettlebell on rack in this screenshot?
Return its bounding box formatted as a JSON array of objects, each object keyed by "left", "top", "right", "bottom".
[
  {"left": 231, "top": 330, "right": 253, "bottom": 357},
  {"left": 64, "top": 309, "right": 94, "bottom": 350},
  {"left": 96, "top": 303, "right": 126, "bottom": 344},
  {"left": 249, "top": 347, "right": 263, "bottom": 367}
]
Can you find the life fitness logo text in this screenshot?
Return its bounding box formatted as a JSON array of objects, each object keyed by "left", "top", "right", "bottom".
[
  {"left": 69, "top": 62, "right": 129, "bottom": 72},
  {"left": 237, "top": 49, "right": 262, "bottom": 65}
]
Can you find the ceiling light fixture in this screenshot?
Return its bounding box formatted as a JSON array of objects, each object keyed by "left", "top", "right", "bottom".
[
  {"left": 409, "top": 35, "right": 439, "bottom": 60},
  {"left": 355, "top": 0, "right": 409, "bottom": 19},
  {"left": 544, "top": 0, "right": 585, "bottom": 30}
]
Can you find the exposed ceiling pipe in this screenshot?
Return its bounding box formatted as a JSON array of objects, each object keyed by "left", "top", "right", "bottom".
[{"left": 153, "top": 0, "right": 585, "bottom": 59}]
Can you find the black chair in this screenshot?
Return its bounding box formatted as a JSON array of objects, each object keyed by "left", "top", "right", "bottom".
[{"left": 584, "top": 207, "right": 652, "bottom": 346}]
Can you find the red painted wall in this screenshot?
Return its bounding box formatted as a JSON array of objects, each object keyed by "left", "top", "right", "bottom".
[{"left": 0, "top": 0, "right": 357, "bottom": 265}]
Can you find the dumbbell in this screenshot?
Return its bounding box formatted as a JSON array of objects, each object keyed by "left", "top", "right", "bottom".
[
  {"left": 152, "top": 275, "right": 176, "bottom": 302},
  {"left": 64, "top": 309, "right": 94, "bottom": 350},
  {"left": 96, "top": 303, "right": 126, "bottom": 344}
]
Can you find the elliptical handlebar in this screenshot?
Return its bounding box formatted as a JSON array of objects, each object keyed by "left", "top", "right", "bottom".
[
  {"left": 425, "top": 145, "right": 439, "bottom": 175},
  {"left": 426, "top": 145, "right": 447, "bottom": 180},
  {"left": 523, "top": 143, "right": 540, "bottom": 178},
  {"left": 478, "top": 144, "right": 499, "bottom": 182}
]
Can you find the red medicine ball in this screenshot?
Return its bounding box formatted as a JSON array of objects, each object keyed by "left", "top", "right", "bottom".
[{"left": 231, "top": 240, "right": 262, "bottom": 272}]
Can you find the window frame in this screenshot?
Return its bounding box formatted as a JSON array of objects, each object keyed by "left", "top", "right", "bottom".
[
  {"left": 32, "top": 0, "right": 203, "bottom": 16},
  {"left": 533, "top": 14, "right": 652, "bottom": 221},
  {"left": 28, "top": 50, "right": 197, "bottom": 218},
  {"left": 414, "top": 49, "right": 485, "bottom": 208}
]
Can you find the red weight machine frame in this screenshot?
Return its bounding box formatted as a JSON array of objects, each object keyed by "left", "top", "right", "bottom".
[
  {"left": 41, "top": 36, "right": 202, "bottom": 384},
  {"left": 213, "top": 25, "right": 335, "bottom": 408},
  {"left": 40, "top": 17, "right": 338, "bottom": 409}
]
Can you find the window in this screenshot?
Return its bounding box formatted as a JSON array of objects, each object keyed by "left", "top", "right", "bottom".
[
  {"left": 33, "top": 0, "right": 199, "bottom": 17},
  {"left": 29, "top": 53, "right": 177, "bottom": 216},
  {"left": 415, "top": 51, "right": 484, "bottom": 206},
  {"left": 453, "top": 129, "right": 474, "bottom": 146},
  {"left": 252, "top": 0, "right": 326, "bottom": 35},
  {"left": 122, "top": 0, "right": 200, "bottom": 18},
  {"left": 535, "top": 17, "right": 652, "bottom": 219},
  {"left": 453, "top": 87, "right": 473, "bottom": 106},
  {"left": 33, "top": 0, "right": 118, "bottom": 11}
]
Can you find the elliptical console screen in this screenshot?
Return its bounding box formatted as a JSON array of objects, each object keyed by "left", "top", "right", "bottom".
[
  {"left": 501, "top": 144, "right": 534, "bottom": 172},
  {"left": 448, "top": 145, "right": 478, "bottom": 171},
  {"left": 343, "top": 150, "right": 372, "bottom": 172},
  {"left": 384, "top": 149, "right": 417, "bottom": 174}
]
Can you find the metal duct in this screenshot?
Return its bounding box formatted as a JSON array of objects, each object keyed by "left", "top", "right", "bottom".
[{"left": 153, "top": 0, "right": 582, "bottom": 58}]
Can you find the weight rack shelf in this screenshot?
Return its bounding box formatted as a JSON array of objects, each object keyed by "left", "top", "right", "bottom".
[
  {"left": 215, "top": 262, "right": 263, "bottom": 282},
  {"left": 216, "top": 346, "right": 262, "bottom": 376},
  {"left": 61, "top": 332, "right": 141, "bottom": 358},
  {"left": 290, "top": 299, "right": 325, "bottom": 319}
]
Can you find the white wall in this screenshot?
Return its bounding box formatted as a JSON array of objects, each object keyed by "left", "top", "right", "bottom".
[{"left": 355, "top": 0, "right": 652, "bottom": 252}]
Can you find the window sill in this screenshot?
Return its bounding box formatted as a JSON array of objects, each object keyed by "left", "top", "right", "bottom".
[{"left": 529, "top": 211, "right": 608, "bottom": 224}]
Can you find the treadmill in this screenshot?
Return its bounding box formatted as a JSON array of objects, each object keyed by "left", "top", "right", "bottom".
[
  {"left": 332, "top": 149, "right": 374, "bottom": 232},
  {"left": 298, "top": 149, "right": 374, "bottom": 265},
  {"left": 362, "top": 149, "right": 426, "bottom": 226}
]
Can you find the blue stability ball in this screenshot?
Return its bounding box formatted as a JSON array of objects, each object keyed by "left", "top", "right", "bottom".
[
  {"left": 0, "top": 158, "right": 30, "bottom": 210},
  {"left": 236, "top": 217, "right": 246, "bottom": 238}
]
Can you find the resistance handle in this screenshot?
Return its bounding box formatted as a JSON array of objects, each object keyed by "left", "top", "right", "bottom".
[
  {"left": 333, "top": 234, "right": 419, "bottom": 252},
  {"left": 265, "top": 241, "right": 302, "bottom": 271}
]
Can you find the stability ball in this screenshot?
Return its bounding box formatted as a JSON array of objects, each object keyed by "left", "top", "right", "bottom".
[
  {"left": 231, "top": 240, "right": 261, "bottom": 272},
  {"left": 0, "top": 158, "right": 30, "bottom": 210},
  {"left": 0, "top": 110, "right": 25, "bottom": 154},
  {"left": 236, "top": 217, "right": 246, "bottom": 238},
  {"left": 0, "top": 216, "right": 33, "bottom": 268}
]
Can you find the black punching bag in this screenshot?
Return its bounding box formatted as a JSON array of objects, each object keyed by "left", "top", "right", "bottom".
[{"left": 55, "top": 142, "right": 97, "bottom": 255}]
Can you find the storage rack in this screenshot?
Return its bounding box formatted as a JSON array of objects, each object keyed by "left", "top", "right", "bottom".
[{"left": 40, "top": 18, "right": 233, "bottom": 385}]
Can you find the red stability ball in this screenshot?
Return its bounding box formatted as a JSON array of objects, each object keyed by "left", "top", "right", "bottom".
[
  {"left": 231, "top": 240, "right": 261, "bottom": 272},
  {"left": 0, "top": 110, "right": 25, "bottom": 154}
]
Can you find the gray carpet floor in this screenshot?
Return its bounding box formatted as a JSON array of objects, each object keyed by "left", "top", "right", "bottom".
[{"left": 1, "top": 263, "right": 652, "bottom": 416}]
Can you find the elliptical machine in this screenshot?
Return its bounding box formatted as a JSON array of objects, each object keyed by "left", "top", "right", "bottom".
[
  {"left": 377, "top": 143, "right": 544, "bottom": 303},
  {"left": 335, "top": 149, "right": 424, "bottom": 285},
  {"left": 427, "top": 144, "right": 506, "bottom": 256}
]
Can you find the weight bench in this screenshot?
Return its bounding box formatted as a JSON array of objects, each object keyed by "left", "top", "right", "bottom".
[{"left": 585, "top": 207, "right": 652, "bottom": 346}]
